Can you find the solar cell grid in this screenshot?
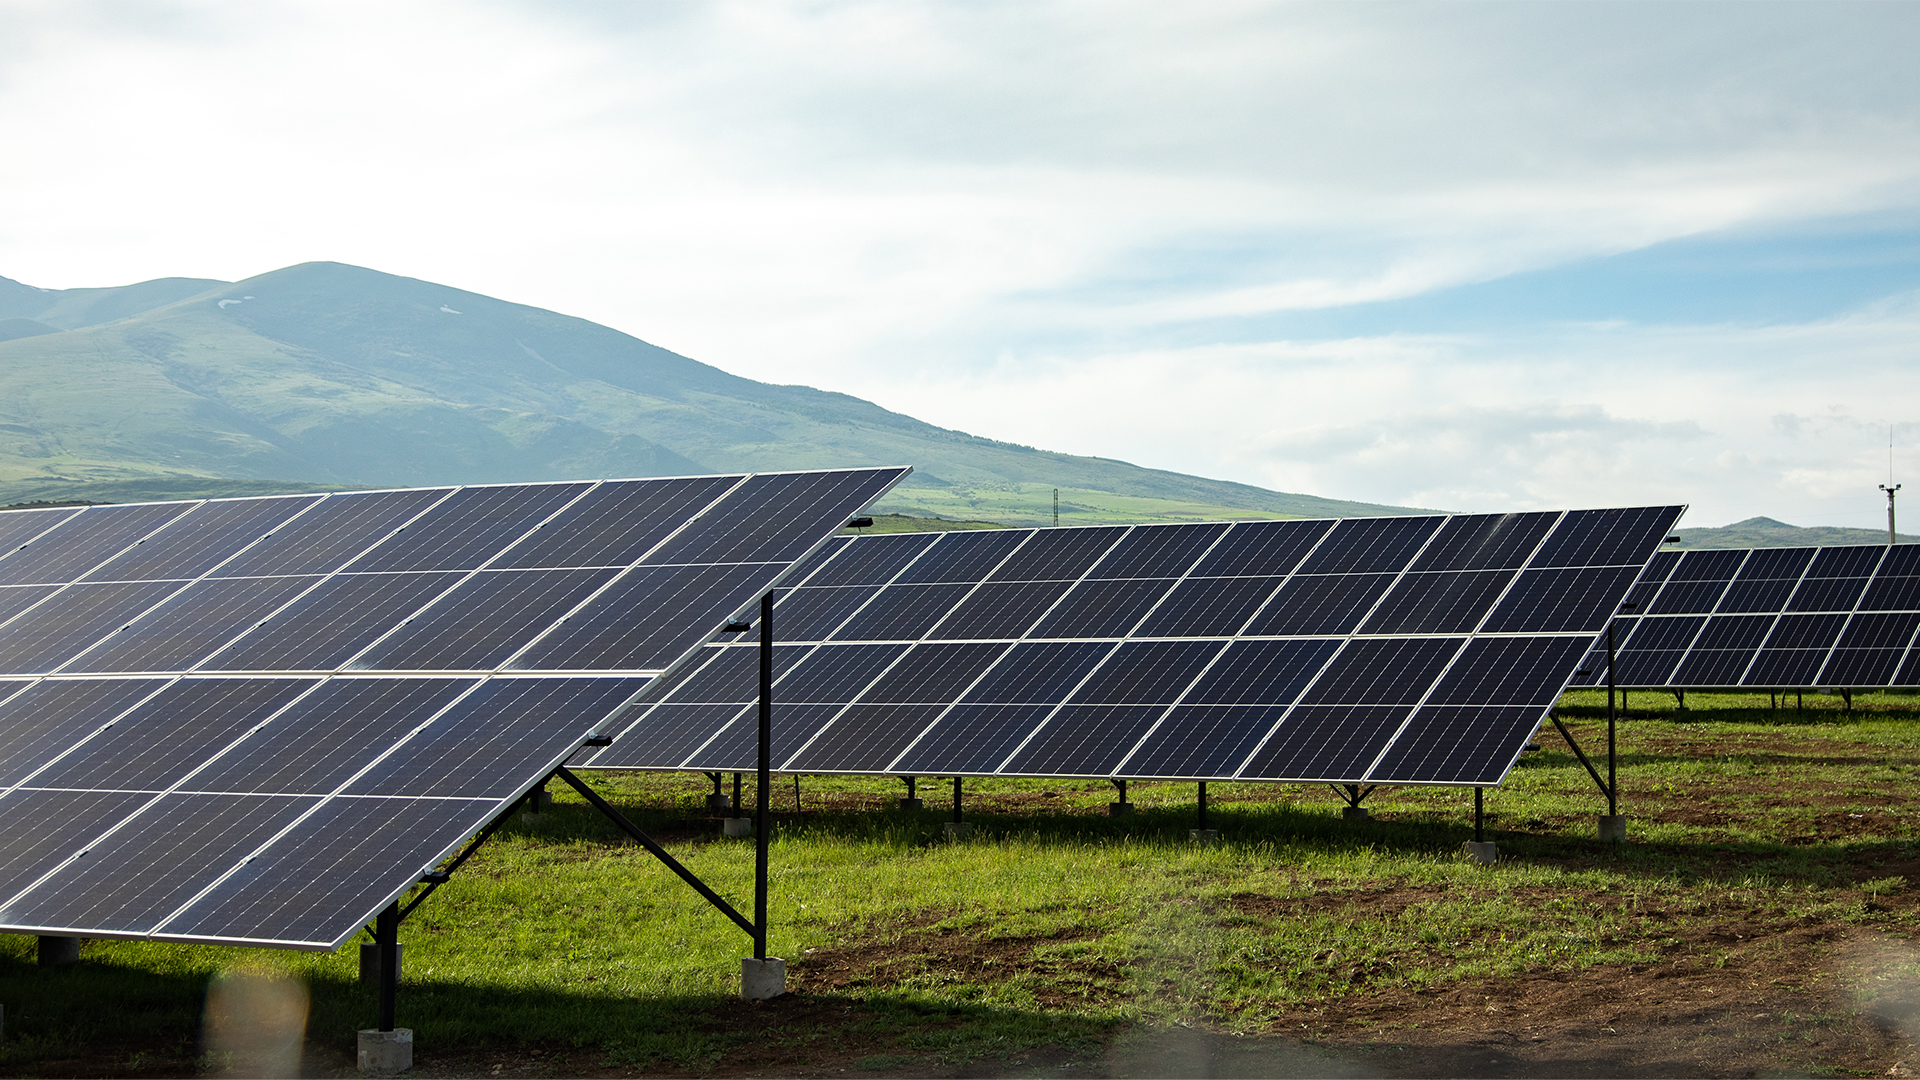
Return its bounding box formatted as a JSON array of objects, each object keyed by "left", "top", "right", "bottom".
[
  {"left": 1137, "top": 575, "right": 1287, "bottom": 637},
  {"left": 796, "top": 533, "right": 933, "bottom": 587},
  {"left": 496, "top": 475, "right": 740, "bottom": 569},
  {"left": 1002, "top": 704, "right": 1168, "bottom": 776},
  {"left": 81, "top": 496, "right": 322, "bottom": 583},
  {"left": 927, "top": 580, "right": 1074, "bottom": 640},
  {"left": 767, "top": 585, "right": 881, "bottom": 642},
  {"left": 347, "top": 482, "right": 591, "bottom": 574},
  {"left": 858, "top": 642, "right": 1007, "bottom": 703},
  {"left": 210, "top": 488, "right": 451, "bottom": 578},
  {"left": 0, "top": 466, "right": 911, "bottom": 949},
  {"left": 0, "top": 502, "right": 196, "bottom": 587},
  {"left": 0, "top": 580, "right": 184, "bottom": 674},
  {"left": 1409, "top": 512, "right": 1558, "bottom": 572},
  {"left": 985, "top": 526, "right": 1124, "bottom": 582},
  {"left": 66, "top": 576, "right": 318, "bottom": 674},
  {"left": 1187, "top": 519, "right": 1330, "bottom": 577},
  {"left": 1296, "top": 516, "right": 1441, "bottom": 575},
  {"left": 1087, "top": 523, "right": 1227, "bottom": 579},
  {"left": 1531, "top": 506, "right": 1677, "bottom": 568},
  {"left": 1244, "top": 573, "right": 1395, "bottom": 636},
  {"left": 893, "top": 529, "right": 1029, "bottom": 584},
  {"left": 1030, "top": 577, "right": 1176, "bottom": 639}
]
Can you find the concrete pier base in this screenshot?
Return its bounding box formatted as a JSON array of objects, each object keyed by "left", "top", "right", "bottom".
[
  {"left": 943, "top": 821, "right": 973, "bottom": 840},
  {"left": 1341, "top": 806, "right": 1370, "bottom": 822},
  {"left": 897, "top": 797, "right": 924, "bottom": 811},
  {"left": 1107, "top": 802, "right": 1133, "bottom": 817},
  {"left": 1461, "top": 841, "right": 1497, "bottom": 865},
  {"left": 36, "top": 936, "right": 78, "bottom": 966},
  {"left": 1597, "top": 815, "right": 1628, "bottom": 843},
  {"left": 359, "top": 943, "right": 402, "bottom": 986},
  {"left": 721, "top": 817, "right": 754, "bottom": 839},
  {"left": 741, "top": 957, "right": 786, "bottom": 1001},
  {"left": 1189, "top": 829, "right": 1219, "bottom": 844},
  {"left": 357, "top": 1028, "right": 413, "bottom": 1074}
]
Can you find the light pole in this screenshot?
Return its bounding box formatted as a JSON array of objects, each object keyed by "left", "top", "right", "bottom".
[{"left": 1882, "top": 484, "right": 1901, "bottom": 546}]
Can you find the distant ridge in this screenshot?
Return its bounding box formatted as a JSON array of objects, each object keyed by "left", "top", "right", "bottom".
[
  {"left": 1673, "top": 516, "right": 1917, "bottom": 549},
  {"left": 0, "top": 262, "right": 1429, "bottom": 526}
]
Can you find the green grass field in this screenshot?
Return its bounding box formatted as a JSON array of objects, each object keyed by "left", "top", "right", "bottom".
[{"left": 4, "top": 691, "right": 1920, "bottom": 1077}]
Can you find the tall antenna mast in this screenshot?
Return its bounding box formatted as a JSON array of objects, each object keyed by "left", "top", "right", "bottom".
[{"left": 1882, "top": 427, "right": 1900, "bottom": 546}]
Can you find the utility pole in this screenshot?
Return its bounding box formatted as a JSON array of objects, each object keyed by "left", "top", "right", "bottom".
[
  {"left": 1885, "top": 428, "right": 1901, "bottom": 546},
  {"left": 1052, "top": 488, "right": 1059, "bottom": 528}
]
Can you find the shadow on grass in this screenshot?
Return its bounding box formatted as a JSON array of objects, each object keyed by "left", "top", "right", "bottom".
[
  {"left": 500, "top": 787, "right": 1918, "bottom": 894},
  {"left": 0, "top": 946, "right": 1114, "bottom": 1077}
]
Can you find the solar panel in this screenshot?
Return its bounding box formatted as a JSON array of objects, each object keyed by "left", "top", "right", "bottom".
[
  {"left": 582, "top": 505, "right": 1682, "bottom": 787},
  {"left": 0, "top": 467, "right": 908, "bottom": 950},
  {"left": 1572, "top": 542, "right": 1920, "bottom": 690}
]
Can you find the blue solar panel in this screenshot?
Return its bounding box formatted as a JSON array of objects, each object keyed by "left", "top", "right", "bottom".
[
  {"left": 582, "top": 504, "right": 1681, "bottom": 791},
  {"left": 0, "top": 467, "right": 909, "bottom": 950},
  {"left": 1578, "top": 542, "right": 1920, "bottom": 689}
]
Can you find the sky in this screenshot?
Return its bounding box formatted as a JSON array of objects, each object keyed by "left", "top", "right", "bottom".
[{"left": 2, "top": 1, "right": 1918, "bottom": 528}]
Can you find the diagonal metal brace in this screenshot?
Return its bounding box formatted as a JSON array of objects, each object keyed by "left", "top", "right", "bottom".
[
  {"left": 555, "top": 767, "right": 756, "bottom": 938},
  {"left": 1550, "top": 713, "right": 1613, "bottom": 802},
  {"left": 396, "top": 784, "right": 533, "bottom": 922}
]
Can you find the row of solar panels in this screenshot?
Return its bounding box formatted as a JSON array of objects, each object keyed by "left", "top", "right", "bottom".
[
  {"left": 0, "top": 470, "right": 891, "bottom": 676},
  {"left": 1571, "top": 543, "right": 1920, "bottom": 689},
  {"left": 0, "top": 468, "right": 910, "bottom": 949},
  {"left": 578, "top": 506, "right": 1684, "bottom": 787}
]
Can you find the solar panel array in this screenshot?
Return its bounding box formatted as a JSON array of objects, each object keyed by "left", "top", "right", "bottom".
[
  {"left": 0, "top": 467, "right": 907, "bottom": 949},
  {"left": 581, "top": 505, "right": 1683, "bottom": 787},
  {"left": 1571, "top": 543, "right": 1920, "bottom": 689}
]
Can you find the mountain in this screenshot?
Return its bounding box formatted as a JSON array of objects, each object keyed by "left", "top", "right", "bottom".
[
  {"left": 1673, "top": 516, "right": 1917, "bottom": 549},
  {"left": 0, "top": 262, "right": 1426, "bottom": 525}
]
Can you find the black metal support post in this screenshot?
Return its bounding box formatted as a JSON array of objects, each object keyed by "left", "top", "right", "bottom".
[
  {"left": 1111, "top": 778, "right": 1128, "bottom": 804},
  {"left": 1473, "top": 787, "right": 1484, "bottom": 844},
  {"left": 1606, "top": 622, "right": 1618, "bottom": 818},
  {"left": 906, "top": 776, "right": 917, "bottom": 800},
  {"left": 376, "top": 901, "right": 399, "bottom": 1032},
  {"left": 755, "top": 591, "right": 772, "bottom": 962},
  {"left": 1197, "top": 782, "right": 1208, "bottom": 829},
  {"left": 1843, "top": 689, "right": 1853, "bottom": 712},
  {"left": 733, "top": 772, "right": 742, "bottom": 811},
  {"left": 952, "top": 776, "right": 964, "bottom": 823}
]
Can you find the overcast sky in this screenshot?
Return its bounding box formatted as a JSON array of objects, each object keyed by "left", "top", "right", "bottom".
[{"left": 3, "top": 1, "right": 1918, "bottom": 528}]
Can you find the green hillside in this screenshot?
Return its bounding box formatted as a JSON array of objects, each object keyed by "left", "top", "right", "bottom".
[
  {"left": 1673, "top": 516, "right": 1916, "bottom": 550},
  {"left": 0, "top": 262, "right": 1426, "bottom": 525}
]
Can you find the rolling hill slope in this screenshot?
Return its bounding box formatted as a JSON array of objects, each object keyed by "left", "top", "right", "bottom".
[{"left": 0, "top": 262, "right": 1425, "bottom": 524}]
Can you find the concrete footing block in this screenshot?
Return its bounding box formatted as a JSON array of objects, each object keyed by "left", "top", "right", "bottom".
[
  {"left": 36, "top": 936, "right": 79, "bottom": 966},
  {"left": 1460, "top": 841, "right": 1497, "bottom": 865},
  {"left": 1341, "top": 806, "right": 1370, "bottom": 822},
  {"left": 357, "top": 1028, "right": 413, "bottom": 1074},
  {"left": 1189, "top": 828, "right": 1219, "bottom": 844},
  {"left": 359, "top": 943, "right": 402, "bottom": 986},
  {"left": 741, "top": 957, "right": 786, "bottom": 1000},
  {"left": 943, "top": 821, "right": 973, "bottom": 840},
  {"left": 705, "top": 793, "right": 733, "bottom": 813},
  {"left": 721, "top": 817, "right": 754, "bottom": 838},
  {"left": 1597, "top": 815, "right": 1628, "bottom": 843},
  {"left": 897, "top": 797, "right": 924, "bottom": 811},
  {"left": 1107, "top": 802, "right": 1133, "bottom": 817}
]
